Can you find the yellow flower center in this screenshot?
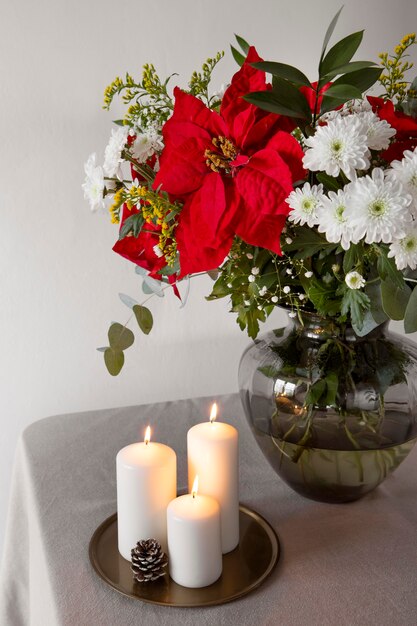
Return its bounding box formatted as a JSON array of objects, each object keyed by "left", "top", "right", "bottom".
[{"left": 205, "top": 136, "right": 237, "bottom": 173}]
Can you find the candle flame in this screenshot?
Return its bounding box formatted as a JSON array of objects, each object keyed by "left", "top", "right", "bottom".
[
  {"left": 209, "top": 402, "right": 218, "bottom": 423},
  {"left": 191, "top": 475, "right": 199, "bottom": 498},
  {"left": 144, "top": 426, "right": 151, "bottom": 445}
]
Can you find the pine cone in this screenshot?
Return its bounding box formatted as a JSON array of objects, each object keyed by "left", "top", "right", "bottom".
[{"left": 131, "top": 539, "right": 168, "bottom": 583}]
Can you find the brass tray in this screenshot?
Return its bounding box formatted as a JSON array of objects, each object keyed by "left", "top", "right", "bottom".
[{"left": 89, "top": 504, "right": 280, "bottom": 607}]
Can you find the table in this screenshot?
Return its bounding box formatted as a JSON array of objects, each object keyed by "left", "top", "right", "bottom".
[{"left": 0, "top": 394, "right": 416, "bottom": 626}]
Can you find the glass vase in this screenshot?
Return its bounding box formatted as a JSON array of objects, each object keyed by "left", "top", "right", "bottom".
[{"left": 238, "top": 313, "right": 417, "bottom": 503}]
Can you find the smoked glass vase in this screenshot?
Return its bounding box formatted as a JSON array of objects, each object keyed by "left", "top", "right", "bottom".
[{"left": 238, "top": 313, "right": 417, "bottom": 503}]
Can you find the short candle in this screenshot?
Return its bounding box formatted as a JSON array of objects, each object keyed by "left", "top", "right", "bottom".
[
  {"left": 187, "top": 403, "right": 239, "bottom": 553},
  {"left": 167, "top": 476, "right": 222, "bottom": 588},
  {"left": 116, "top": 426, "right": 176, "bottom": 560}
]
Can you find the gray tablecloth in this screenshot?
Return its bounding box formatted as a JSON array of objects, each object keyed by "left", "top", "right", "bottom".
[{"left": 1, "top": 394, "right": 416, "bottom": 626}]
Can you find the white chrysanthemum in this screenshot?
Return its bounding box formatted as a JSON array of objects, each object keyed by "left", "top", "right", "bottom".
[
  {"left": 82, "top": 153, "right": 105, "bottom": 211},
  {"left": 131, "top": 127, "right": 164, "bottom": 164},
  {"left": 345, "top": 271, "right": 365, "bottom": 289},
  {"left": 316, "top": 189, "right": 353, "bottom": 250},
  {"left": 303, "top": 116, "right": 370, "bottom": 181},
  {"left": 388, "top": 228, "right": 417, "bottom": 270},
  {"left": 345, "top": 168, "right": 412, "bottom": 244},
  {"left": 386, "top": 149, "right": 417, "bottom": 218},
  {"left": 286, "top": 183, "right": 324, "bottom": 227},
  {"left": 103, "top": 126, "right": 129, "bottom": 177},
  {"left": 357, "top": 110, "right": 396, "bottom": 150}
]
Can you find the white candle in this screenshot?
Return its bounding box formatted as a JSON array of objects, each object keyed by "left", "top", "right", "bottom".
[
  {"left": 167, "top": 476, "right": 222, "bottom": 588},
  {"left": 187, "top": 403, "right": 239, "bottom": 553},
  {"left": 116, "top": 426, "right": 176, "bottom": 560}
]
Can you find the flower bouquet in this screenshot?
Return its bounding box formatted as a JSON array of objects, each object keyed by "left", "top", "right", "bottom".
[{"left": 84, "top": 9, "right": 417, "bottom": 501}]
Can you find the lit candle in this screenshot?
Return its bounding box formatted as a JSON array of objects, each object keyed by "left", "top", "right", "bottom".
[
  {"left": 187, "top": 403, "right": 239, "bottom": 553},
  {"left": 167, "top": 476, "right": 222, "bottom": 588},
  {"left": 116, "top": 426, "right": 176, "bottom": 560}
]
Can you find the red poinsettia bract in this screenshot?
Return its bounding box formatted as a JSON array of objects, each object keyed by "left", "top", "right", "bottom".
[
  {"left": 368, "top": 96, "right": 417, "bottom": 162},
  {"left": 154, "top": 47, "right": 305, "bottom": 277}
]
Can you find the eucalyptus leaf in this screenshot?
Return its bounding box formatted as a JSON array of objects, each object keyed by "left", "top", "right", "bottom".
[
  {"left": 352, "top": 309, "right": 380, "bottom": 337},
  {"left": 108, "top": 323, "right": 135, "bottom": 350},
  {"left": 179, "top": 276, "right": 191, "bottom": 309},
  {"left": 365, "top": 282, "right": 388, "bottom": 325},
  {"left": 404, "top": 285, "right": 417, "bottom": 333},
  {"left": 251, "top": 61, "right": 312, "bottom": 87},
  {"left": 104, "top": 347, "right": 125, "bottom": 376},
  {"left": 133, "top": 304, "right": 153, "bottom": 335},
  {"left": 377, "top": 252, "right": 404, "bottom": 289},
  {"left": 119, "top": 293, "right": 139, "bottom": 309},
  {"left": 381, "top": 280, "right": 411, "bottom": 320},
  {"left": 320, "top": 31, "right": 364, "bottom": 77}
]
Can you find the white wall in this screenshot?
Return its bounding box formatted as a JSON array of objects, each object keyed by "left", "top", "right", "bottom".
[{"left": 1, "top": 0, "right": 417, "bottom": 555}]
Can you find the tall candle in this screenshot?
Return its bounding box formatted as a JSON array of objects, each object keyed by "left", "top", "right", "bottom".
[
  {"left": 116, "top": 426, "right": 176, "bottom": 560},
  {"left": 167, "top": 476, "right": 222, "bottom": 588},
  {"left": 187, "top": 403, "right": 239, "bottom": 553}
]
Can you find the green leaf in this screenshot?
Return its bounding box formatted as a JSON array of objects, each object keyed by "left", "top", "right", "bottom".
[
  {"left": 108, "top": 323, "right": 134, "bottom": 350},
  {"left": 404, "top": 285, "right": 417, "bottom": 332},
  {"left": 283, "top": 226, "right": 334, "bottom": 258},
  {"left": 301, "top": 277, "right": 341, "bottom": 316},
  {"left": 319, "top": 96, "right": 347, "bottom": 116},
  {"left": 353, "top": 309, "right": 380, "bottom": 337},
  {"left": 331, "top": 67, "right": 381, "bottom": 93},
  {"left": 321, "top": 60, "right": 378, "bottom": 81},
  {"left": 133, "top": 304, "right": 153, "bottom": 335},
  {"left": 320, "top": 6, "right": 344, "bottom": 60},
  {"left": 258, "top": 365, "right": 281, "bottom": 379},
  {"left": 251, "top": 61, "right": 312, "bottom": 87},
  {"left": 377, "top": 251, "right": 404, "bottom": 289},
  {"left": 341, "top": 289, "right": 371, "bottom": 330},
  {"left": 231, "top": 45, "right": 245, "bottom": 67},
  {"left": 324, "top": 372, "right": 338, "bottom": 405},
  {"left": 305, "top": 379, "right": 327, "bottom": 406},
  {"left": 104, "top": 347, "right": 124, "bottom": 376},
  {"left": 381, "top": 280, "right": 411, "bottom": 320},
  {"left": 320, "top": 31, "right": 364, "bottom": 77},
  {"left": 343, "top": 243, "right": 363, "bottom": 274},
  {"left": 119, "top": 293, "right": 139, "bottom": 309},
  {"left": 365, "top": 282, "right": 388, "bottom": 325},
  {"left": 235, "top": 34, "right": 250, "bottom": 54},
  {"left": 243, "top": 91, "right": 299, "bottom": 117},
  {"left": 119, "top": 213, "right": 144, "bottom": 240},
  {"left": 206, "top": 278, "right": 230, "bottom": 300},
  {"left": 244, "top": 80, "right": 312, "bottom": 120},
  {"left": 316, "top": 172, "right": 341, "bottom": 192},
  {"left": 322, "top": 83, "right": 363, "bottom": 101}
]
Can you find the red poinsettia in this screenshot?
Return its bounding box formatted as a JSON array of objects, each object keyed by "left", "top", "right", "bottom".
[
  {"left": 112, "top": 203, "right": 165, "bottom": 276},
  {"left": 368, "top": 96, "right": 417, "bottom": 161},
  {"left": 300, "top": 81, "right": 332, "bottom": 114},
  {"left": 153, "top": 47, "right": 305, "bottom": 277}
]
